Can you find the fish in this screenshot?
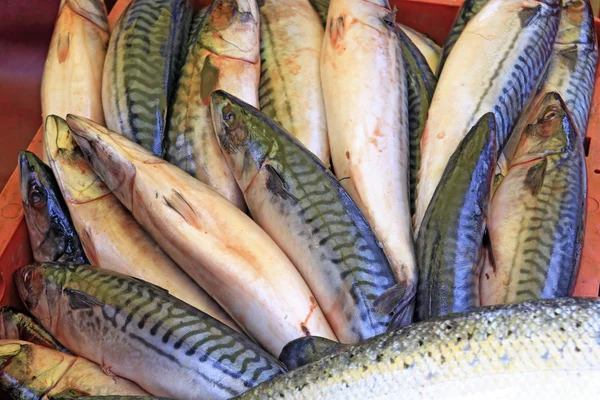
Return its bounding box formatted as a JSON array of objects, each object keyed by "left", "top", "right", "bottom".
[
  {"left": 308, "top": 0, "right": 329, "bottom": 25},
  {"left": 66, "top": 115, "right": 337, "bottom": 356},
  {"left": 43, "top": 115, "right": 236, "bottom": 330},
  {"left": 414, "top": 0, "right": 560, "bottom": 236},
  {"left": 211, "top": 90, "right": 400, "bottom": 343},
  {"left": 0, "top": 340, "right": 148, "bottom": 399},
  {"left": 103, "top": 0, "right": 193, "bottom": 156},
  {"left": 41, "top": 0, "right": 109, "bottom": 163},
  {"left": 416, "top": 113, "right": 497, "bottom": 321},
  {"left": 278, "top": 336, "right": 345, "bottom": 370},
  {"left": 0, "top": 306, "right": 69, "bottom": 353},
  {"left": 236, "top": 297, "right": 600, "bottom": 399},
  {"left": 398, "top": 24, "right": 442, "bottom": 74},
  {"left": 398, "top": 29, "right": 437, "bottom": 216},
  {"left": 15, "top": 263, "right": 285, "bottom": 400},
  {"left": 480, "top": 93, "right": 586, "bottom": 305},
  {"left": 502, "top": 0, "right": 598, "bottom": 161},
  {"left": 436, "top": 0, "right": 489, "bottom": 75},
  {"left": 165, "top": 0, "right": 260, "bottom": 210},
  {"left": 321, "top": 0, "right": 417, "bottom": 327},
  {"left": 19, "top": 151, "right": 88, "bottom": 264},
  {"left": 258, "top": 0, "right": 330, "bottom": 166},
  {"left": 72, "top": 397, "right": 172, "bottom": 400}
]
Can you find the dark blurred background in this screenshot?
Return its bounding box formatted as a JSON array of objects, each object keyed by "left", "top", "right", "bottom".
[{"left": 0, "top": 0, "right": 117, "bottom": 189}]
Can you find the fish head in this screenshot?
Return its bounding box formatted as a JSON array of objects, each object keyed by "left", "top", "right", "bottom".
[
  {"left": 557, "top": 0, "right": 596, "bottom": 44},
  {"left": 0, "top": 341, "right": 24, "bottom": 367},
  {"left": 201, "top": 0, "right": 259, "bottom": 61},
  {"left": 19, "top": 151, "right": 69, "bottom": 262},
  {"left": 211, "top": 90, "right": 273, "bottom": 191},
  {"left": 14, "top": 263, "right": 68, "bottom": 331},
  {"left": 512, "top": 92, "right": 576, "bottom": 163}
]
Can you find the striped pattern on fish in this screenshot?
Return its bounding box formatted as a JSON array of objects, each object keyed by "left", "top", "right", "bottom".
[
  {"left": 16, "top": 263, "right": 285, "bottom": 400},
  {"left": 398, "top": 23, "right": 442, "bottom": 74},
  {"left": 415, "top": 0, "right": 561, "bottom": 236},
  {"left": 104, "top": 0, "right": 192, "bottom": 156}
]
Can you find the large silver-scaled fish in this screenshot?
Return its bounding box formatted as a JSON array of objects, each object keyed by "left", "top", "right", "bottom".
[
  {"left": 43, "top": 116, "right": 235, "bottom": 330},
  {"left": 480, "top": 93, "right": 586, "bottom": 305},
  {"left": 398, "top": 29, "right": 437, "bottom": 216},
  {"left": 436, "top": 0, "right": 489, "bottom": 75},
  {"left": 0, "top": 306, "right": 69, "bottom": 353},
  {"left": 259, "top": 0, "right": 330, "bottom": 166},
  {"left": 41, "top": 0, "right": 109, "bottom": 163},
  {"left": 502, "top": 0, "right": 598, "bottom": 161},
  {"left": 416, "top": 113, "right": 497, "bottom": 321},
  {"left": 211, "top": 91, "right": 400, "bottom": 343},
  {"left": 19, "top": 151, "right": 88, "bottom": 264},
  {"left": 414, "top": 0, "right": 561, "bottom": 236},
  {"left": 15, "top": 263, "right": 285, "bottom": 400},
  {"left": 398, "top": 24, "right": 442, "bottom": 74},
  {"left": 165, "top": 0, "right": 260, "bottom": 210},
  {"left": 103, "top": 0, "right": 193, "bottom": 156},
  {"left": 321, "top": 0, "right": 416, "bottom": 327},
  {"left": 237, "top": 298, "right": 600, "bottom": 399},
  {"left": 66, "top": 115, "right": 337, "bottom": 356},
  {"left": 0, "top": 340, "right": 148, "bottom": 399}
]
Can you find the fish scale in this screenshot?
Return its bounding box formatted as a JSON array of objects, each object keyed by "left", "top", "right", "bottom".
[
  {"left": 211, "top": 91, "right": 399, "bottom": 343},
  {"left": 104, "top": 0, "right": 192, "bottom": 157},
  {"left": 17, "top": 263, "right": 284, "bottom": 400}
]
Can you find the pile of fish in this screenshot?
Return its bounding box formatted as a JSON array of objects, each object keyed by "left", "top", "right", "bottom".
[{"left": 4, "top": 0, "right": 598, "bottom": 398}]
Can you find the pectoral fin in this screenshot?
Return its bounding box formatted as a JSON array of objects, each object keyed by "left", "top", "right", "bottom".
[{"left": 279, "top": 336, "right": 346, "bottom": 370}]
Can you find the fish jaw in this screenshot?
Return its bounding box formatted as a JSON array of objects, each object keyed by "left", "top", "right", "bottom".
[{"left": 66, "top": 115, "right": 137, "bottom": 210}]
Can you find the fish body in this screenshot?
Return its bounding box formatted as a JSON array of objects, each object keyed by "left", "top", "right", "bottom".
[
  {"left": 43, "top": 116, "right": 234, "bottom": 329},
  {"left": 399, "top": 29, "right": 437, "bottom": 216},
  {"left": 321, "top": 0, "right": 416, "bottom": 326},
  {"left": 15, "top": 263, "right": 284, "bottom": 400},
  {"left": 436, "top": 0, "right": 489, "bottom": 75},
  {"left": 19, "top": 151, "right": 87, "bottom": 264},
  {"left": 66, "top": 115, "right": 336, "bottom": 356},
  {"left": 0, "top": 306, "right": 69, "bottom": 353},
  {"left": 308, "top": 0, "right": 329, "bottom": 25},
  {"left": 41, "top": 0, "right": 109, "bottom": 162},
  {"left": 0, "top": 340, "right": 148, "bottom": 399},
  {"left": 237, "top": 298, "right": 600, "bottom": 399},
  {"left": 416, "top": 113, "right": 497, "bottom": 321},
  {"left": 165, "top": 0, "right": 260, "bottom": 209},
  {"left": 480, "top": 93, "right": 586, "bottom": 305},
  {"left": 259, "top": 0, "right": 329, "bottom": 166},
  {"left": 212, "top": 91, "right": 398, "bottom": 343},
  {"left": 103, "top": 0, "right": 193, "bottom": 156},
  {"left": 415, "top": 0, "right": 560, "bottom": 235},
  {"left": 398, "top": 24, "right": 441, "bottom": 73}
]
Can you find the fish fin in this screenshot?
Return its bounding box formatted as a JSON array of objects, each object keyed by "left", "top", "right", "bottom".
[
  {"left": 557, "top": 45, "right": 579, "bottom": 73},
  {"left": 524, "top": 157, "right": 547, "bottom": 196},
  {"left": 279, "top": 336, "right": 346, "bottom": 370},
  {"left": 373, "top": 283, "right": 407, "bottom": 314},
  {"left": 65, "top": 289, "right": 103, "bottom": 309},
  {"left": 163, "top": 189, "right": 201, "bottom": 229},
  {"left": 265, "top": 164, "right": 299, "bottom": 202},
  {"left": 482, "top": 228, "right": 497, "bottom": 274},
  {"left": 518, "top": 4, "right": 541, "bottom": 28},
  {"left": 130, "top": 277, "right": 170, "bottom": 295},
  {"left": 374, "top": 281, "right": 416, "bottom": 329}
]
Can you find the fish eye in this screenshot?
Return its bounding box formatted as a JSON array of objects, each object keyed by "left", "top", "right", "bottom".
[
  {"left": 22, "top": 269, "right": 32, "bottom": 290},
  {"left": 541, "top": 106, "right": 560, "bottom": 122},
  {"left": 29, "top": 187, "right": 46, "bottom": 208},
  {"left": 568, "top": 0, "right": 584, "bottom": 10}
]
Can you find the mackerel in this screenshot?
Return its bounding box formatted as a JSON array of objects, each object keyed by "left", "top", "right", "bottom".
[
  {"left": 165, "top": 0, "right": 260, "bottom": 210},
  {"left": 237, "top": 298, "right": 600, "bottom": 399},
  {"left": 19, "top": 151, "right": 88, "bottom": 264},
  {"left": 414, "top": 0, "right": 560, "bottom": 235},
  {"left": 321, "top": 0, "right": 416, "bottom": 326},
  {"left": 398, "top": 29, "right": 437, "bottom": 216},
  {"left": 103, "top": 0, "right": 193, "bottom": 156},
  {"left": 43, "top": 116, "right": 235, "bottom": 329},
  {"left": 398, "top": 24, "right": 442, "bottom": 74},
  {"left": 436, "top": 0, "right": 489, "bottom": 75},
  {"left": 259, "top": 0, "right": 330, "bottom": 166},
  {"left": 480, "top": 93, "right": 586, "bottom": 305},
  {"left": 212, "top": 91, "right": 400, "bottom": 343},
  {"left": 41, "top": 0, "right": 109, "bottom": 163},
  {"left": 15, "top": 263, "right": 284, "bottom": 400},
  {"left": 416, "top": 113, "right": 497, "bottom": 321},
  {"left": 308, "top": 0, "right": 329, "bottom": 25},
  {"left": 0, "top": 306, "right": 69, "bottom": 353},
  {"left": 66, "top": 115, "right": 337, "bottom": 355}
]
